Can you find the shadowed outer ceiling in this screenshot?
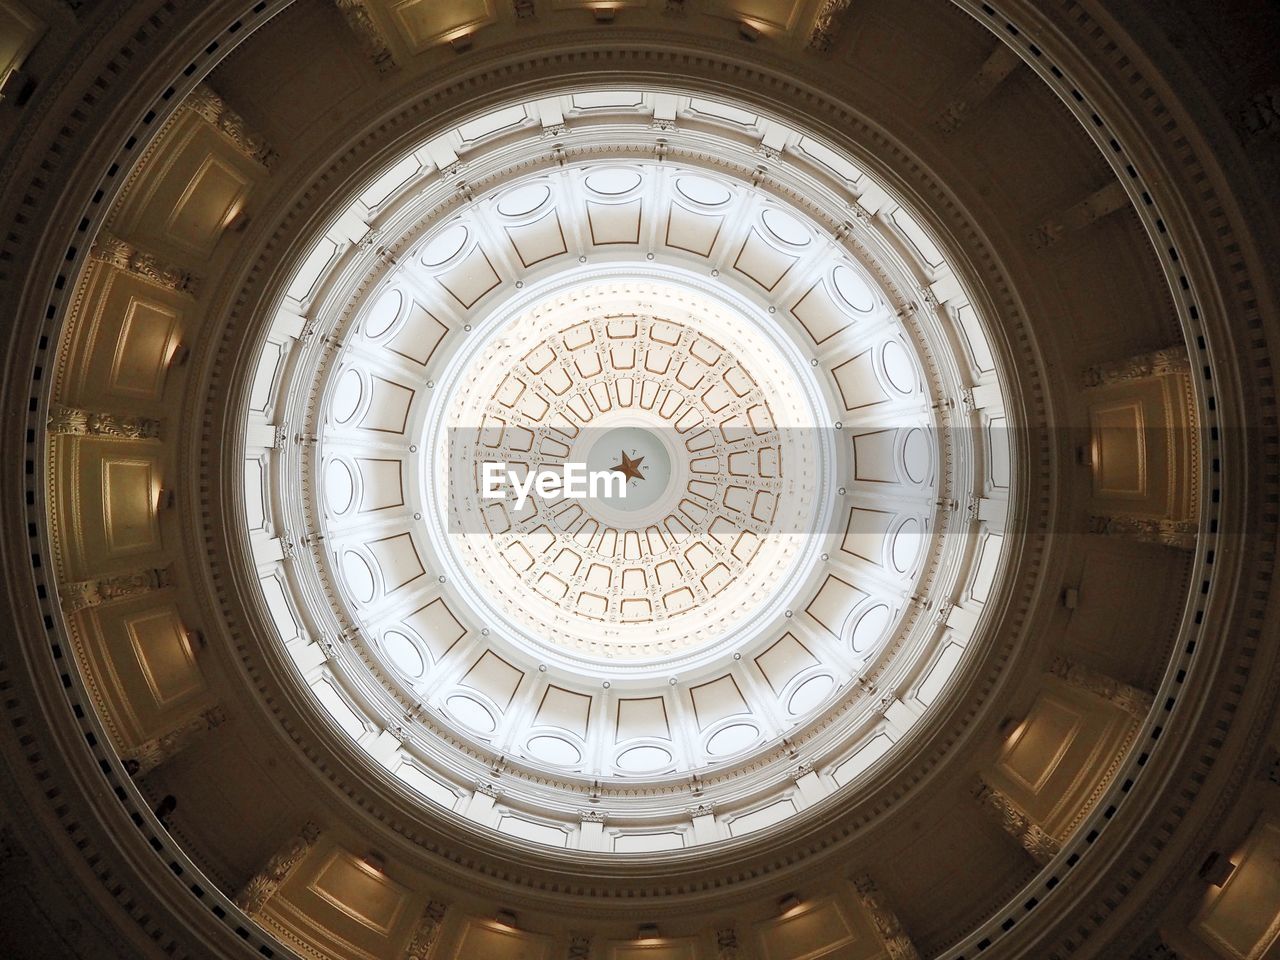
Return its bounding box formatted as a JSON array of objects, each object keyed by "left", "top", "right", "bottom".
[{"left": 0, "top": 2, "right": 1277, "bottom": 960}]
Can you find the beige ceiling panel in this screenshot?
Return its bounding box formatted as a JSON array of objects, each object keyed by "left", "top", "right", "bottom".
[
  {"left": 851, "top": 429, "right": 899, "bottom": 483},
  {"left": 126, "top": 607, "right": 203, "bottom": 710},
  {"left": 1195, "top": 819, "right": 1280, "bottom": 960},
  {"left": 732, "top": 229, "right": 797, "bottom": 291},
  {"left": 806, "top": 574, "right": 868, "bottom": 640},
  {"left": 616, "top": 696, "right": 670, "bottom": 741},
  {"left": 791, "top": 281, "right": 855, "bottom": 345},
  {"left": 460, "top": 651, "right": 524, "bottom": 709},
  {"left": 307, "top": 849, "right": 409, "bottom": 936},
  {"left": 1089, "top": 400, "right": 1146, "bottom": 497},
  {"left": 110, "top": 297, "right": 183, "bottom": 400},
  {"left": 754, "top": 633, "right": 819, "bottom": 694},
  {"left": 434, "top": 246, "right": 501, "bottom": 308},
  {"left": 163, "top": 153, "right": 251, "bottom": 255},
  {"left": 840, "top": 507, "right": 894, "bottom": 565},
  {"left": 505, "top": 211, "right": 568, "bottom": 267},
  {"left": 401, "top": 598, "right": 466, "bottom": 662},
  {"left": 366, "top": 532, "right": 425, "bottom": 593},
  {"left": 358, "top": 376, "right": 414, "bottom": 434},
  {"left": 388, "top": 0, "right": 496, "bottom": 52},
  {"left": 100, "top": 455, "right": 161, "bottom": 556},
  {"left": 452, "top": 917, "right": 552, "bottom": 960},
  {"left": 755, "top": 895, "right": 874, "bottom": 960},
  {"left": 664, "top": 204, "right": 723, "bottom": 256},
  {"left": 607, "top": 939, "right": 696, "bottom": 960},
  {"left": 355, "top": 458, "right": 404, "bottom": 512},
  {"left": 586, "top": 199, "right": 642, "bottom": 245},
  {"left": 997, "top": 694, "right": 1082, "bottom": 794},
  {"left": 689, "top": 675, "right": 749, "bottom": 729},
  {"left": 534, "top": 685, "right": 592, "bottom": 738},
  {"left": 831, "top": 350, "right": 889, "bottom": 410}
]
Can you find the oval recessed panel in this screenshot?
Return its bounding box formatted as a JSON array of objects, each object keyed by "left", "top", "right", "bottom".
[
  {"left": 527, "top": 735, "right": 581, "bottom": 766},
  {"left": 420, "top": 224, "right": 468, "bottom": 266},
  {"left": 584, "top": 168, "right": 641, "bottom": 196},
  {"left": 903, "top": 428, "right": 930, "bottom": 483},
  {"left": 706, "top": 723, "right": 759, "bottom": 757},
  {"left": 342, "top": 552, "right": 376, "bottom": 603},
  {"left": 498, "top": 182, "right": 551, "bottom": 217},
  {"left": 833, "top": 266, "right": 876, "bottom": 313},
  {"left": 676, "top": 176, "right": 731, "bottom": 206},
  {"left": 383, "top": 630, "right": 425, "bottom": 678},
  {"left": 331, "top": 368, "right": 363, "bottom": 423},
  {"left": 446, "top": 695, "right": 496, "bottom": 733},
  {"left": 324, "top": 459, "right": 355, "bottom": 514},
  {"left": 882, "top": 340, "right": 915, "bottom": 393},
  {"left": 616, "top": 745, "right": 673, "bottom": 773},
  {"left": 892, "top": 517, "right": 924, "bottom": 573},
  {"left": 852, "top": 603, "right": 891, "bottom": 653},
  {"left": 364, "top": 288, "right": 403, "bottom": 338},
  {"left": 788, "top": 674, "right": 834, "bottom": 715},
  {"left": 762, "top": 208, "right": 810, "bottom": 246}
]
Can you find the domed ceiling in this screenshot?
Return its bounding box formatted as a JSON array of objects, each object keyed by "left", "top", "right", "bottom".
[
  {"left": 7, "top": 2, "right": 1274, "bottom": 959},
  {"left": 243, "top": 90, "right": 1010, "bottom": 846}
]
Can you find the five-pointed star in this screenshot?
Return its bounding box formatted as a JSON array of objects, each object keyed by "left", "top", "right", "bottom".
[{"left": 610, "top": 450, "right": 646, "bottom": 482}]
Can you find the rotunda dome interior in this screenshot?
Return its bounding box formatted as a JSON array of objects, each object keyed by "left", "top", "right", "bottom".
[{"left": 0, "top": 2, "right": 1277, "bottom": 960}]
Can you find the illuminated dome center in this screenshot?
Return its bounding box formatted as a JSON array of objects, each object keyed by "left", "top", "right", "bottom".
[
  {"left": 247, "top": 88, "right": 1011, "bottom": 847},
  {"left": 426, "top": 274, "right": 830, "bottom": 661}
]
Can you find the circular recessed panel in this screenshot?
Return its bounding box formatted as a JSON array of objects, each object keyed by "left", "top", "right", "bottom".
[
  {"left": 447, "top": 695, "right": 496, "bottom": 733},
  {"left": 903, "top": 428, "right": 930, "bottom": 484},
  {"left": 891, "top": 518, "right": 924, "bottom": 573},
  {"left": 324, "top": 459, "right": 355, "bottom": 514},
  {"left": 616, "top": 745, "right": 673, "bottom": 773},
  {"left": 833, "top": 266, "right": 876, "bottom": 313},
  {"left": 527, "top": 735, "right": 582, "bottom": 766},
  {"left": 882, "top": 340, "right": 915, "bottom": 393},
  {"left": 706, "top": 723, "right": 759, "bottom": 757},
  {"left": 384, "top": 630, "right": 426, "bottom": 678},
  {"left": 421, "top": 224, "right": 468, "bottom": 266},
  {"left": 584, "top": 168, "right": 641, "bottom": 195},
  {"left": 498, "top": 182, "right": 551, "bottom": 217},
  {"left": 342, "top": 552, "right": 376, "bottom": 603},
  {"left": 788, "top": 674, "right": 834, "bottom": 715},
  {"left": 365, "top": 288, "right": 403, "bottom": 338},
  {"left": 676, "top": 176, "right": 731, "bottom": 206},
  {"left": 852, "top": 603, "right": 891, "bottom": 653},
  {"left": 762, "top": 208, "right": 810, "bottom": 246},
  {"left": 332, "top": 369, "right": 363, "bottom": 423}
]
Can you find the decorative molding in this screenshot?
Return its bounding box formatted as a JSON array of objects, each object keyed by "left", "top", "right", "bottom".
[
  {"left": 1029, "top": 179, "right": 1129, "bottom": 249},
  {"left": 808, "top": 0, "right": 853, "bottom": 52},
  {"left": 567, "top": 933, "right": 591, "bottom": 959},
  {"left": 934, "top": 43, "right": 1022, "bottom": 135},
  {"left": 405, "top": 900, "right": 448, "bottom": 960},
  {"left": 972, "top": 777, "right": 1059, "bottom": 866},
  {"left": 1088, "top": 514, "right": 1197, "bottom": 550},
  {"left": 1047, "top": 657, "right": 1154, "bottom": 718},
  {"left": 60, "top": 566, "right": 173, "bottom": 613},
  {"left": 852, "top": 874, "right": 920, "bottom": 960},
  {"left": 1082, "top": 346, "right": 1191, "bottom": 388},
  {"left": 88, "top": 231, "right": 200, "bottom": 295},
  {"left": 123, "top": 706, "right": 227, "bottom": 777},
  {"left": 48, "top": 404, "right": 160, "bottom": 440},
  {"left": 185, "top": 83, "right": 277, "bottom": 168},
  {"left": 333, "top": 0, "right": 397, "bottom": 74},
  {"left": 235, "top": 821, "right": 321, "bottom": 915},
  {"left": 715, "top": 926, "right": 739, "bottom": 959},
  {"left": 513, "top": 0, "right": 535, "bottom": 18}
]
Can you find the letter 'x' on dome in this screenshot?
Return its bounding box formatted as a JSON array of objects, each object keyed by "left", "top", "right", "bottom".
[{"left": 246, "top": 89, "right": 1011, "bottom": 850}]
